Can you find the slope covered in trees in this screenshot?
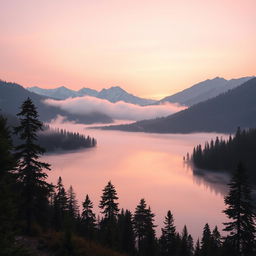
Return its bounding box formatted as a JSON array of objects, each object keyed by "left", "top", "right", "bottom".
[
  {"left": 102, "top": 77, "right": 256, "bottom": 133},
  {"left": 2, "top": 112, "right": 97, "bottom": 152},
  {"left": 192, "top": 127, "right": 256, "bottom": 186}
]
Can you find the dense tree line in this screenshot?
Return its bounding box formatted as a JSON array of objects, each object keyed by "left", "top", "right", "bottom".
[
  {"left": 0, "top": 98, "right": 256, "bottom": 255},
  {"left": 38, "top": 126, "right": 97, "bottom": 151},
  {"left": 192, "top": 127, "right": 256, "bottom": 185}
]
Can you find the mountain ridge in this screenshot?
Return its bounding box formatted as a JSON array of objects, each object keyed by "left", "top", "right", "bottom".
[
  {"left": 100, "top": 77, "right": 256, "bottom": 134},
  {"left": 159, "top": 76, "right": 254, "bottom": 106},
  {"left": 27, "top": 85, "right": 157, "bottom": 106}
]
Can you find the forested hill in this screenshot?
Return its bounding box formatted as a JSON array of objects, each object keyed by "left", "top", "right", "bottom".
[
  {"left": 192, "top": 127, "right": 256, "bottom": 186},
  {"left": 0, "top": 80, "right": 112, "bottom": 124},
  {"left": 2, "top": 112, "right": 97, "bottom": 152},
  {"left": 101, "top": 77, "right": 256, "bottom": 133}
]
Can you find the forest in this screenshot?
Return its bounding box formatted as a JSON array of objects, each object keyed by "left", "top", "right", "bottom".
[
  {"left": 37, "top": 126, "right": 97, "bottom": 152},
  {"left": 0, "top": 98, "right": 256, "bottom": 256},
  {"left": 192, "top": 127, "right": 256, "bottom": 186}
]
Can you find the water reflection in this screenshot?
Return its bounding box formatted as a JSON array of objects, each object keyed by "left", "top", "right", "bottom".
[
  {"left": 192, "top": 168, "right": 230, "bottom": 196},
  {"left": 45, "top": 121, "right": 229, "bottom": 239}
]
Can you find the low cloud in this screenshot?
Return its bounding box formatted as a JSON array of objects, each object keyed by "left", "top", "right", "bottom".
[{"left": 45, "top": 96, "right": 186, "bottom": 121}]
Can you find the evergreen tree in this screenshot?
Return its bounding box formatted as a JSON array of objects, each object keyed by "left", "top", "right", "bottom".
[
  {"left": 133, "top": 199, "right": 156, "bottom": 256},
  {"left": 200, "top": 223, "right": 212, "bottom": 256},
  {"left": 14, "top": 98, "right": 52, "bottom": 234},
  {"left": 0, "top": 115, "right": 19, "bottom": 254},
  {"left": 117, "top": 209, "right": 135, "bottom": 254},
  {"left": 81, "top": 194, "right": 96, "bottom": 239},
  {"left": 212, "top": 226, "right": 221, "bottom": 256},
  {"left": 223, "top": 163, "right": 256, "bottom": 256},
  {"left": 178, "top": 225, "right": 193, "bottom": 256},
  {"left": 67, "top": 185, "right": 79, "bottom": 220},
  {"left": 159, "top": 210, "right": 177, "bottom": 256},
  {"left": 53, "top": 177, "right": 68, "bottom": 231},
  {"left": 99, "top": 181, "right": 119, "bottom": 248},
  {"left": 194, "top": 239, "right": 200, "bottom": 256},
  {"left": 99, "top": 181, "right": 119, "bottom": 220}
]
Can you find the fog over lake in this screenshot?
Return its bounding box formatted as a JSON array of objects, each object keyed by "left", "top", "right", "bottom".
[{"left": 45, "top": 120, "right": 230, "bottom": 239}]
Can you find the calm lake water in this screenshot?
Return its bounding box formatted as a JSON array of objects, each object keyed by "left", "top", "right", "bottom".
[{"left": 45, "top": 121, "right": 230, "bottom": 239}]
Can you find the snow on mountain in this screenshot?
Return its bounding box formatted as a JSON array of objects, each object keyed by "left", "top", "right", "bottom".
[
  {"left": 27, "top": 86, "right": 157, "bottom": 106},
  {"left": 160, "top": 76, "right": 254, "bottom": 106},
  {"left": 97, "top": 86, "right": 156, "bottom": 106}
]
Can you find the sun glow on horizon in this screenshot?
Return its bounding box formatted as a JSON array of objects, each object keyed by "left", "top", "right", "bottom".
[{"left": 0, "top": 0, "right": 255, "bottom": 96}]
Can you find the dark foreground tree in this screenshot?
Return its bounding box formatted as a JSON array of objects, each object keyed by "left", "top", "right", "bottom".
[
  {"left": 99, "top": 181, "right": 119, "bottom": 248},
  {"left": 223, "top": 163, "right": 256, "bottom": 256},
  {"left": 14, "top": 98, "right": 52, "bottom": 234},
  {"left": 53, "top": 177, "right": 68, "bottom": 231},
  {"left": 0, "top": 115, "right": 19, "bottom": 254},
  {"left": 159, "top": 210, "right": 177, "bottom": 256},
  {"left": 133, "top": 199, "right": 156, "bottom": 256},
  {"left": 81, "top": 194, "right": 96, "bottom": 239}
]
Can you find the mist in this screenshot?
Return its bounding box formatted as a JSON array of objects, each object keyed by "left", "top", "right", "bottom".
[{"left": 45, "top": 96, "right": 186, "bottom": 121}]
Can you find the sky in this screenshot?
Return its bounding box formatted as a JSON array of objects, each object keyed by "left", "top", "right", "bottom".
[{"left": 0, "top": 0, "right": 255, "bottom": 99}]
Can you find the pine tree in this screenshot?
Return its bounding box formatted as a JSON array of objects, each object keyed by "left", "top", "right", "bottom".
[
  {"left": 200, "top": 223, "right": 212, "bottom": 256},
  {"left": 0, "top": 115, "right": 19, "bottom": 254},
  {"left": 194, "top": 239, "right": 200, "bottom": 256},
  {"left": 99, "top": 181, "right": 119, "bottom": 220},
  {"left": 81, "top": 194, "right": 96, "bottom": 239},
  {"left": 14, "top": 98, "right": 52, "bottom": 234},
  {"left": 133, "top": 199, "right": 156, "bottom": 256},
  {"left": 159, "top": 210, "right": 177, "bottom": 256},
  {"left": 67, "top": 185, "right": 79, "bottom": 220},
  {"left": 212, "top": 226, "right": 221, "bottom": 256},
  {"left": 178, "top": 225, "right": 193, "bottom": 256},
  {"left": 53, "top": 177, "right": 68, "bottom": 231},
  {"left": 223, "top": 163, "right": 256, "bottom": 256},
  {"left": 99, "top": 181, "right": 119, "bottom": 248},
  {"left": 117, "top": 209, "right": 135, "bottom": 254}
]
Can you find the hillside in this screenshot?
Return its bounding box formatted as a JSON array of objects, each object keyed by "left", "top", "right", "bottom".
[
  {"left": 0, "top": 80, "right": 112, "bottom": 124},
  {"left": 101, "top": 77, "right": 256, "bottom": 133},
  {"left": 160, "top": 76, "right": 253, "bottom": 106}
]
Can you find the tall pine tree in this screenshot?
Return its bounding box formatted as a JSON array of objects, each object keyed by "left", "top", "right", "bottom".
[
  {"left": 0, "top": 115, "right": 19, "bottom": 254},
  {"left": 223, "top": 163, "right": 256, "bottom": 256},
  {"left": 14, "top": 98, "right": 52, "bottom": 234},
  {"left": 159, "top": 210, "right": 177, "bottom": 256},
  {"left": 99, "top": 181, "right": 119, "bottom": 248},
  {"left": 133, "top": 199, "right": 156, "bottom": 256},
  {"left": 81, "top": 194, "right": 96, "bottom": 239}
]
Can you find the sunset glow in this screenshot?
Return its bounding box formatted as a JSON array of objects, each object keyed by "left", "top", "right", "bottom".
[{"left": 1, "top": 0, "right": 255, "bottom": 98}]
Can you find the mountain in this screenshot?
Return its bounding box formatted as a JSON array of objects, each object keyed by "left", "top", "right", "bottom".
[
  {"left": 0, "top": 80, "right": 112, "bottom": 124},
  {"left": 101, "top": 77, "right": 256, "bottom": 133},
  {"left": 28, "top": 85, "right": 157, "bottom": 106},
  {"left": 27, "top": 86, "right": 82, "bottom": 99},
  {"left": 160, "top": 76, "right": 254, "bottom": 106},
  {"left": 97, "top": 86, "right": 156, "bottom": 105},
  {"left": 78, "top": 87, "right": 98, "bottom": 97}
]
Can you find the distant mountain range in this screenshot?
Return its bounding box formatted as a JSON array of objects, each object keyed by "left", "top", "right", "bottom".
[
  {"left": 101, "top": 77, "right": 256, "bottom": 133},
  {"left": 160, "top": 76, "right": 254, "bottom": 106},
  {"left": 28, "top": 76, "right": 254, "bottom": 108},
  {"left": 27, "top": 86, "right": 157, "bottom": 106},
  {"left": 0, "top": 80, "right": 112, "bottom": 124}
]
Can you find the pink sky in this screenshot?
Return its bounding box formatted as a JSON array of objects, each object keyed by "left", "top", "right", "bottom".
[{"left": 0, "top": 0, "right": 255, "bottom": 99}]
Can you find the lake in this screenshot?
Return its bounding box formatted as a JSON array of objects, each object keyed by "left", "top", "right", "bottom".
[{"left": 45, "top": 121, "right": 230, "bottom": 240}]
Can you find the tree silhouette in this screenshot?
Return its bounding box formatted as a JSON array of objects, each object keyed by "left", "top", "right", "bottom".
[
  {"left": 14, "top": 98, "right": 52, "bottom": 234},
  {"left": 81, "top": 194, "right": 96, "bottom": 239},
  {"left": 223, "top": 163, "right": 256, "bottom": 256},
  {"left": 159, "top": 210, "right": 177, "bottom": 256}
]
